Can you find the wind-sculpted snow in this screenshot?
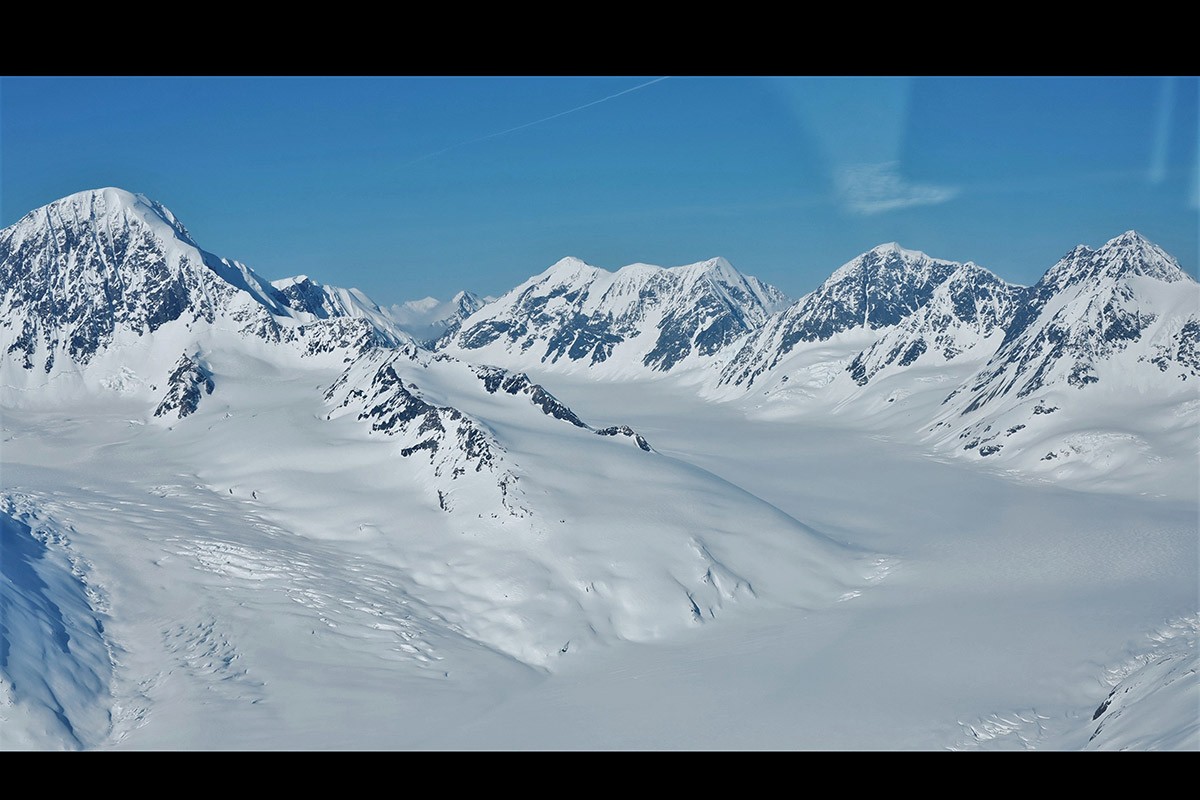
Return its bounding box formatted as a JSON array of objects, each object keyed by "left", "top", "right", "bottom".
[
  {"left": 1, "top": 188, "right": 1194, "bottom": 750},
  {"left": 953, "top": 616, "right": 1199, "bottom": 751},
  {"left": 446, "top": 256, "right": 789, "bottom": 376},
  {"left": 0, "top": 500, "right": 113, "bottom": 750},
  {"left": 1084, "top": 616, "right": 1199, "bottom": 750}
]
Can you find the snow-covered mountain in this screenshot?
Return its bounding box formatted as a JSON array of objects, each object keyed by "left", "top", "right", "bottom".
[
  {"left": 0, "top": 188, "right": 406, "bottom": 404},
  {"left": 440, "top": 256, "right": 790, "bottom": 378},
  {"left": 720, "top": 244, "right": 964, "bottom": 388},
  {"left": 925, "top": 231, "right": 1199, "bottom": 477},
  {"left": 952, "top": 231, "right": 1196, "bottom": 411},
  {"left": 387, "top": 291, "right": 487, "bottom": 347},
  {"left": 846, "top": 261, "right": 1024, "bottom": 387}
]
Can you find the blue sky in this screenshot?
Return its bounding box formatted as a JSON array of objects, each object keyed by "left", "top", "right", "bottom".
[{"left": 3, "top": 76, "right": 1196, "bottom": 304}]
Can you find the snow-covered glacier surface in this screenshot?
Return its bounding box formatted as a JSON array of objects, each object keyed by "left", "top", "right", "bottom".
[{"left": 1, "top": 189, "right": 1195, "bottom": 750}]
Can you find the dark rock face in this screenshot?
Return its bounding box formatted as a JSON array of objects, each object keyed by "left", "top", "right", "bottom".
[
  {"left": 473, "top": 365, "right": 589, "bottom": 428},
  {"left": 846, "top": 264, "right": 1023, "bottom": 387},
  {"left": 154, "top": 354, "right": 215, "bottom": 419},
  {"left": 471, "top": 364, "right": 654, "bottom": 450},
  {"left": 595, "top": 425, "right": 653, "bottom": 452},
  {"left": 1145, "top": 318, "right": 1200, "bottom": 380},
  {"left": 275, "top": 277, "right": 335, "bottom": 318},
  {"left": 1, "top": 190, "right": 231, "bottom": 367},
  {"left": 324, "top": 352, "right": 522, "bottom": 514}
]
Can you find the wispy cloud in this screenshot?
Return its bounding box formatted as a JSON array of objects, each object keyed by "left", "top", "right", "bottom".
[
  {"left": 405, "top": 77, "right": 671, "bottom": 167},
  {"left": 838, "top": 161, "right": 959, "bottom": 215}
]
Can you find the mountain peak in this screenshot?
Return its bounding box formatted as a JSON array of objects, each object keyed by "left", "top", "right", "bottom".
[
  {"left": 63, "top": 186, "right": 142, "bottom": 208},
  {"left": 1104, "top": 230, "right": 1151, "bottom": 247},
  {"left": 529, "top": 257, "right": 605, "bottom": 288},
  {"left": 40, "top": 187, "right": 198, "bottom": 246},
  {"left": 1043, "top": 231, "right": 1191, "bottom": 289},
  {"left": 447, "top": 253, "right": 788, "bottom": 373},
  {"left": 869, "top": 242, "right": 932, "bottom": 261},
  {"left": 828, "top": 243, "right": 953, "bottom": 285},
  {"left": 688, "top": 256, "right": 740, "bottom": 283}
]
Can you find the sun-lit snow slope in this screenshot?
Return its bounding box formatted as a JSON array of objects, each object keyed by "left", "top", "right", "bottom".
[
  {"left": 0, "top": 188, "right": 404, "bottom": 405},
  {"left": 0, "top": 500, "right": 113, "bottom": 750},
  {"left": 441, "top": 256, "right": 790, "bottom": 379},
  {"left": 0, "top": 342, "right": 881, "bottom": 748},
  {"left": 410, "top": 377, "right": 1197, "bottom": 750}
]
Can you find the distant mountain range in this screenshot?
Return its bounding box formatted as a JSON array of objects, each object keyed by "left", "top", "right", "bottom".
[{"left": 3, "top": 187, "right": 1196, "bottom": 484}]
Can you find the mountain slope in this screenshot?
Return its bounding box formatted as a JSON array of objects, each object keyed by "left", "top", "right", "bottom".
[
  {"left": 954, "top": 231, "right": 1196, "bottom": 411},
  {"left": 720, "top": 244, "right": 964, "bottom": 388},
  {"left": 846, "top": 262, "right": 1024, "bottom": 386}
]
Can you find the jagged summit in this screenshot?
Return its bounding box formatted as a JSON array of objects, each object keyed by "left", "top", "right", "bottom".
[
  {"left": 532, "top": 255, "right": 751, "bottom": 288},
  {"left": 924, "top": 229, "right": 1200, "bottom": 465},
  {"left": 826, "top": 242, "right": 955, "bottom": 282},
  {"left": 271, "top": 273, "right": 410, "bottom": 345},
  {"left": 1036, "top": 231, "right": 1190, "bottom": 293}
]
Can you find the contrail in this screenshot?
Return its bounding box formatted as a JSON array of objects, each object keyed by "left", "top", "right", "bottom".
[{"left": 404, "top": 76, "right": 671, "bottom": 166}]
